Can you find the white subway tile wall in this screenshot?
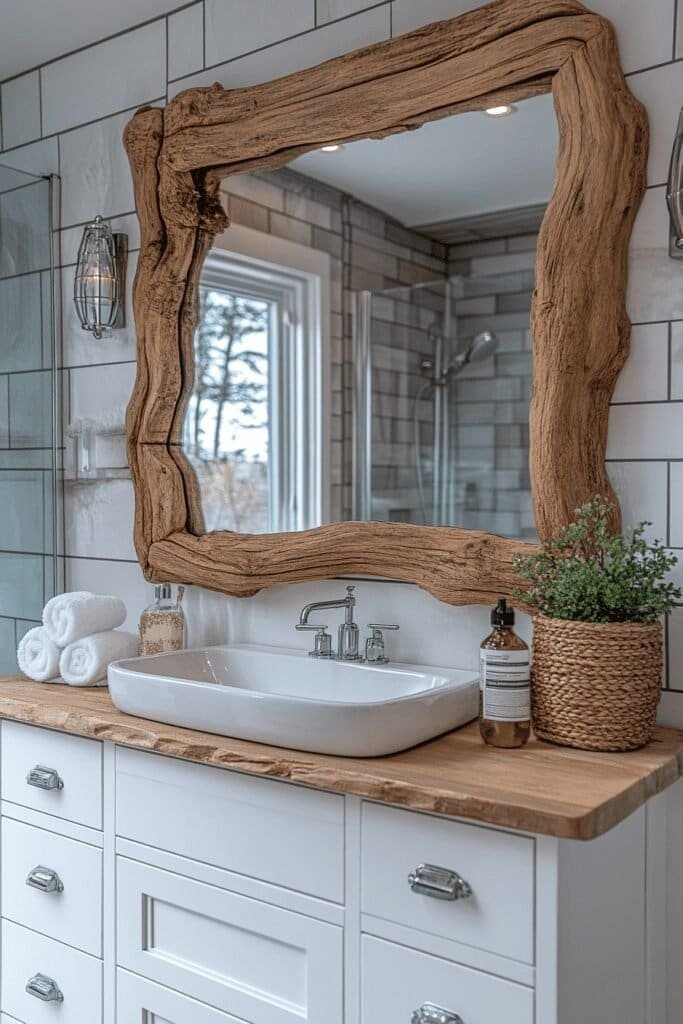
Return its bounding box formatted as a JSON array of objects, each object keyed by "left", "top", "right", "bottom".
[{"left": 0, "top": 0, "right": 681, "bottom": 694}]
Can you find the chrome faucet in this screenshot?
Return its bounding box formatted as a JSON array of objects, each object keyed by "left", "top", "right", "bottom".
[{"left": 296, "top": 585, "right": 361, "bottom": 660}]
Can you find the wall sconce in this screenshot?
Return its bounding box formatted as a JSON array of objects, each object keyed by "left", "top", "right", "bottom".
[
  {"left": 73, "top": 215, "right": 127, "bottom": 338},
  {"left": 667, "top": 108, "right": 683, "bottom": 259}
]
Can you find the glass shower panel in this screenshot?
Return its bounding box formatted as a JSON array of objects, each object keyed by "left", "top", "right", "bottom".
[
  {"left": 356, "top": 272, "right": 535, "bottom": 541},
  {"left": 357, "top": 279, "right": 449, "bottom": 525},
  {"left": 0, "top": 164, "right": 57, "bottom": 672}
]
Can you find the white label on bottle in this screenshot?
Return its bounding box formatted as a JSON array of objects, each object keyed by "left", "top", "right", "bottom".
[{"left": 480, "top": 649, "right": 530, "bottom": 722}]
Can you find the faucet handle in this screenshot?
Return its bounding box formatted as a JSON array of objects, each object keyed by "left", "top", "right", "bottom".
[
  {"left": 296, "top": 623, "right": 333, "bottom": 659},
  {"left": 365, "top": 624, "right": 399, "bottom": 664}
]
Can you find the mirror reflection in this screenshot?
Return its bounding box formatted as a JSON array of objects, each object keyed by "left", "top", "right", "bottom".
[{"left": 183, "top": 94, "right": 558, "bottom": 540}]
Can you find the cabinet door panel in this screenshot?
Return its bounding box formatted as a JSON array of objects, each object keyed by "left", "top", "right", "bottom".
[{"left": 117, "top": 857, "right": 343, "bottom": 1024}]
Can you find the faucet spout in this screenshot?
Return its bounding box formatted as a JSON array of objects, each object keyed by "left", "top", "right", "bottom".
[
  {"left": 298, "top": 585, "right": 356, "bottom": 626},
  {"left": 297, "top": 586, "right": 360, "bottom": 660}
]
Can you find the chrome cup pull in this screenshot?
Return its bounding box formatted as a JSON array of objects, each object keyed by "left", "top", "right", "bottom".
[
  {"left": 408, "top": 863, "right": 472, "bottom": 901},
  {"left": 26, "top": 764, "right": 64, "bottom": 791},
  {"left": 25, "top": 973, "right": 64, "bottom": 1002},
  {"left": 26, "top": 865, "right": 64, "bottom": 894},
  {"left": 411, "top": 1003, "right": 463, "bottom": 1024}
]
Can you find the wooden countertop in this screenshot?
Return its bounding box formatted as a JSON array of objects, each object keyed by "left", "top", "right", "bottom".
[{"left": 0, "top": 675, "right": 681, "bottom": 840}]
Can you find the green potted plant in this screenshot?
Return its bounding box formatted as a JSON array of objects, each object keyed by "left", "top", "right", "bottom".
[{"left": 513, "top": 496, "right": 681, "bottom": 752}]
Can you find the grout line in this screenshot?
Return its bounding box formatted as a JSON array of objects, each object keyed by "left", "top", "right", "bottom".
[
  {"left": 164, "top": 15, "right": 170, "bottom": 101},
  {"left": 668, "top": 461, "right": 672, "bottom": 548},
  {"left": 38, "top": 67, "right": 44, "bottom": 140},
  {"left": 675, "top": 0, "right": 680, "bottom": 63},
  {"left": 0, "top": 177, "right": 50, "bottom": 199},
  {"left": 626, "top": 56, "right": 683, "bottom": 79},
  {"left": 202, "top": 0, "right": 206, "bottom": 70},
  {"left": 62, "top": 359, "right": 136, "bottom": 372},
  {"left": 668, "top": 322, "right": 673, "bottom": 402},
  {"left": 0, "top": 96, "right": 166, "bottom": 159},
  {"left": 65, "top": 553, "right": 140, "bottom": 564},
  {"left": 168, "top": 2, "right": 392, "bottom": 88},
  {"left": 665, "top": 610, "right": 671, "bottom": 689},
  {"left": 610, "top": 398, "right": 683, "bottom": 407},
  {"left": 0, "top": 1, "right": 198, "bottom": 89}
]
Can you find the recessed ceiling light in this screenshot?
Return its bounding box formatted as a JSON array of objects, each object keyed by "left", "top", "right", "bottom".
[
  {"left": 320, "top": 144, "right": 341, "bottom": 153},
  {"left": 484, "top": 105, "right": 515, "bottom": 118}
]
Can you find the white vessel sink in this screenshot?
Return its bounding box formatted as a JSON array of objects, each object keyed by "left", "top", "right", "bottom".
[{"left": 108, "top": 643, "right": 479, "bottom": 757}]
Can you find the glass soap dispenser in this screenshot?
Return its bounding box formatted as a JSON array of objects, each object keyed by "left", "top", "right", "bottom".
[
  {"left": 479, "top": 598, "right": 531, "bottom": 748},
  {"left": 139, "top": 584, "right": 186, "bottom": 656}
]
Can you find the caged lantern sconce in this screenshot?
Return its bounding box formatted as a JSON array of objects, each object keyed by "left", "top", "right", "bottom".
[
  {"left": 667, "top": 108, "right": 683, "bottom": 259},
  {"left": 73, "top": 215, "right": 127, "bottom": 338}
]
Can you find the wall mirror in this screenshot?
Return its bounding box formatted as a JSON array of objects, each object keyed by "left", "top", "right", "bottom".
[
  {"left": 124, "top": 0, "right": 647, "bottom": 605},
  {"left": 187, "top": 95, "right": 558, "bottom": 540}
]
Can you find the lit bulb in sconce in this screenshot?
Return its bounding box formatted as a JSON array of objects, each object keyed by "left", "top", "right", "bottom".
[{"left": 73, "top": 215, "right": 127, "bottom": 339}]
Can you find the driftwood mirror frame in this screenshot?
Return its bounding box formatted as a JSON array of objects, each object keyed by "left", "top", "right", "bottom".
[{"left": 123, "top": 0, "right": 647, "bottom": 606}]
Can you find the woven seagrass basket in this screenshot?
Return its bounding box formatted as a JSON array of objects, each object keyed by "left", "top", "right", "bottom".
[{"left": 531, "top": 614, "right": 663, "bottom": 752}]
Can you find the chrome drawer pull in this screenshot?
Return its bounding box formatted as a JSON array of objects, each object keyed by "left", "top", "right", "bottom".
[
  {"left": 408, "top": 863, "right": 472, "bottom": 901},
  {"left": 26, "top": 764, "right": 64, "bottom": 791},
  {"left": 25, "top": 973, "right": 64, "bottom": 1002},
  {"left": 26, "top": 865, "right": 64, "bottom": 894},
  {"left": 411, "top": 1003, "right": 463, "bottom": 1024}
]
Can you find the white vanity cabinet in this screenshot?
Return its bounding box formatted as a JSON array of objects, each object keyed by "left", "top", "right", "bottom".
[{"left": 0, "top": 721, "right": 665, "bottom": 1024}]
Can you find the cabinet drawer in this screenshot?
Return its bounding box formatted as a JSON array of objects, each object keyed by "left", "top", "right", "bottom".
[
  {"left": 362, "top": 936, "right": 534, "bottom": 1024},
  {"left": 1, "top": 722, "right": 102, "bottom": 829},
  {"left": 116, "top": 746, "right": 344, "bottom": 901},
  {"left": 118, "top": 970, "right": 243, "bottom": 1024},
  {"left": 2, "top": 817, "right": 102, "bottom": 956},
  {"left": 1, "top": 919, "right": 102, "bottom": 1024},
  {"left": 117, "top": 857, "right": 343, "bottom": 1024},
  {"left": 361, "top": 803, "right": 534, "bottom": 964}
]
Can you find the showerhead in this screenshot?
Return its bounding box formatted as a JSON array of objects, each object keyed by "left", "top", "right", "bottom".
[
  {"left": 467, "top": 329, "right": 498, "bottom": 363},
  {"left": 434, "top": 329, "right": 499, "bottom": 384}
]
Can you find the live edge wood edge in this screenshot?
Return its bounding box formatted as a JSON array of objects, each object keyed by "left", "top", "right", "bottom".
[{"left": 1, "top": 676, "right": 681, "bottom": 841}]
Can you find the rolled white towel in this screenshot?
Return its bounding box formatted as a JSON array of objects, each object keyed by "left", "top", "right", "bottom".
[
  {"left": 44, "top": 592, "right": 126, "bottom": 647},
  {"left": 17, "top": 626, "right": 61, "bottom": 683},
  {"left": 59, "top": 630, "right": 139, "bottom": 687}
]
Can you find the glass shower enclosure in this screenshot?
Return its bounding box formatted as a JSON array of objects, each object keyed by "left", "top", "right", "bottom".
[
  {"left": 353, "top": 274, "right": 535, "bottom": 541},
  {"left": 0, "top": 163, "right": 59, "bottom": 672}
]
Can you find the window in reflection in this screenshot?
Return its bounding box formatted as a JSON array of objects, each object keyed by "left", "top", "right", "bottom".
[
  {"left": 184, "top": 238, "right": 327, "bottom": 534},
  {"left": 184, "top": 284, "right": 271, "bottom": 532}
]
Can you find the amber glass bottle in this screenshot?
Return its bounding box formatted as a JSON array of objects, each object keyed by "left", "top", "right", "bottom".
[{"left": 479, "top": 598, "right": 531, "bottom": 748}]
